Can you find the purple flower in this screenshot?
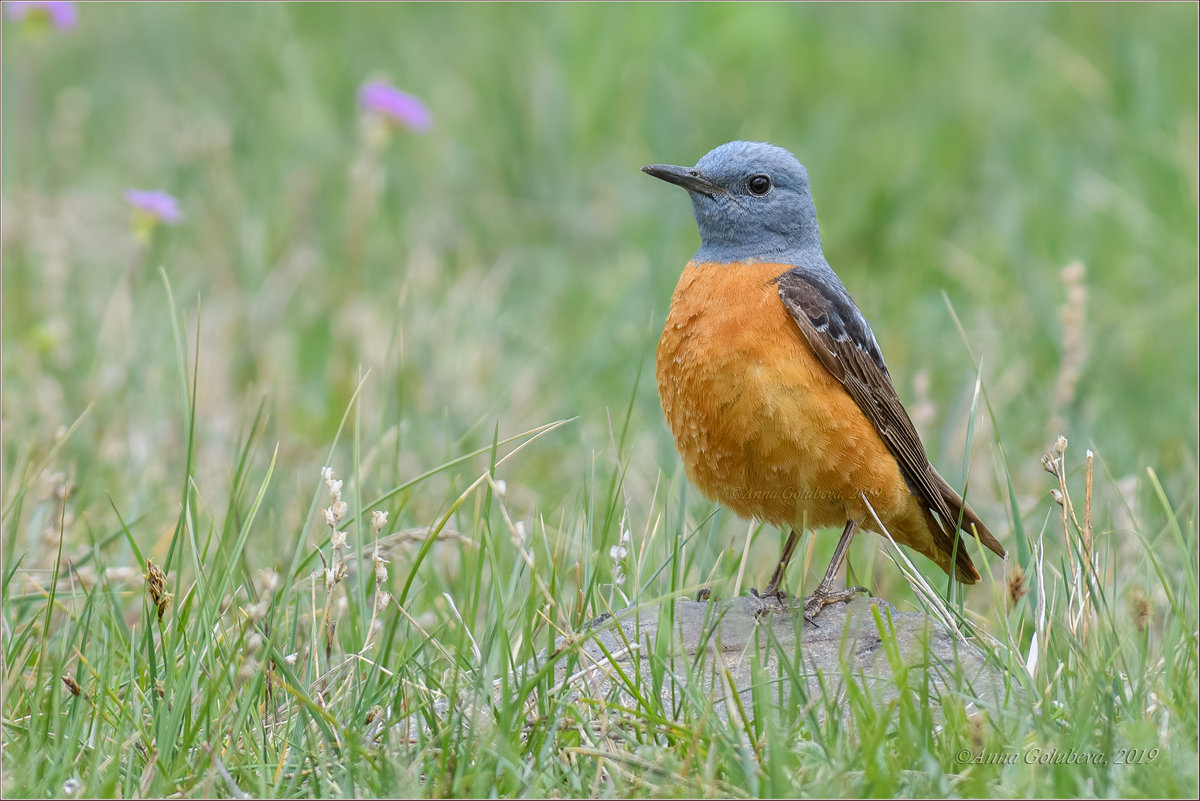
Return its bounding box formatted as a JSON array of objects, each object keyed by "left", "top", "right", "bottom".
[
  {"left": 5, "top": 1, "right": 76, "bottom": 29},
  {"left": 357, "top": 81, "right": 432, "bottom": 132},
  {"left": 125, "top": 189, "right": 182, "bottom": 225}
]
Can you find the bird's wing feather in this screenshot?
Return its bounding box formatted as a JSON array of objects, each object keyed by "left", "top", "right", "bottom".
[{"left": 774, "top": 268, "right": 1004, "bottom": 575}]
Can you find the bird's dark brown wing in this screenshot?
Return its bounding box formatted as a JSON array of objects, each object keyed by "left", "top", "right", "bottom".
[{"left": 774, "top": 267, "right": 1005, "bottom": 579}]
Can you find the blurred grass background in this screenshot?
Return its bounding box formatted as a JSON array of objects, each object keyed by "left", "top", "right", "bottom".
[
  {"left": 2, "top": 3, "right": 1197, "bottom": 797},
  {"left": 3, "top": 2, "right": 1196, "bottom": 582}
]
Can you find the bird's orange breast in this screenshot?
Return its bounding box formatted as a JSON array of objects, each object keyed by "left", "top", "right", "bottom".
[{"left": 656, "top": 260, "right": 927, "bottom": 539}]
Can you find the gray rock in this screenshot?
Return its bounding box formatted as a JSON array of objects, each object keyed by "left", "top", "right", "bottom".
[
  {"left": 525, "top": 594, "right": 1012, "bottom": 723},
  {"left": 408, "top": 594, "right": 1014, "bottom": 739}
]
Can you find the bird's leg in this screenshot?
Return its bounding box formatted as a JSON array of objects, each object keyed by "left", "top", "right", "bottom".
[
  {"left": 802, "top": 518, "right": 869, "bottom": 623},
  {"left": 752, "top": 528, "right": 801, "bottom": 608}
]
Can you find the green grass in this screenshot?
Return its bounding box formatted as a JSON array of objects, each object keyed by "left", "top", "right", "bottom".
[{"left": 2, "top": 3, "right": 1197, "bottom": 798}]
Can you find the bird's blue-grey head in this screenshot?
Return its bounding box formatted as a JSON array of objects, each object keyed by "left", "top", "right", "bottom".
[{"left": 642, "top": 140, "right": 824, "bottom": 266}]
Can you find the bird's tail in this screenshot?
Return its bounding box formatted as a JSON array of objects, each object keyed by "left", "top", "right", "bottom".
[
  {"left": 928, "top": 473, "right": 1005, "bottom": 584},
  {"left": 936, "top": 473, "right": 1006, "bottom": 558}
]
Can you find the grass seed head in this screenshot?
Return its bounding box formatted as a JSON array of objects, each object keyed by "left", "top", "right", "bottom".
[
  {"left": 1007, "top": 565, "right": 1029, "bottom": 610},
  {"left": 144, "top": 560, "right": 171, "bottom": 621},
  {"left": 1129, "top": 589, "right": 1152, "bottom": 633}
]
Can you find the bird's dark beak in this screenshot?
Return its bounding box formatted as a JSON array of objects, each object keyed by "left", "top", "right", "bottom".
[{"left": 641, "top": 164, "right": 721, "bottom": 198}]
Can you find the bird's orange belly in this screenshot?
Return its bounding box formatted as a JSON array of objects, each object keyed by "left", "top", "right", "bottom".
[{"left": 656, "top": 260, "right": 913, "bottom": 531}]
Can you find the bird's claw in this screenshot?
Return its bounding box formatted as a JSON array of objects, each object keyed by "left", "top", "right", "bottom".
[
  {"left": 749, "top": 585, "right": 793, "bottom": 617},
  {"left": 801, "top": 585, "right": 869, "bottom": 624}
]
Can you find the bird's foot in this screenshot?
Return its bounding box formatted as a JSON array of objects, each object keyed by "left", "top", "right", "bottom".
[
  {"left": 749, "top": 585, "right": 793, "bottom": 617},
  {"left": 802, "top": 584, "right": 869, "bottom": 624}
]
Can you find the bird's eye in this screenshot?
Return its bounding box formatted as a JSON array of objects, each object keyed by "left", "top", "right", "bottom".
[{"left": 747, "top": 174, "right": 771, "bottom": 196}]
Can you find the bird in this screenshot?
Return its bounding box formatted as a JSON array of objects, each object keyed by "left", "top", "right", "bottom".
[{"left": 643, "top": 141, "right": 1005, "bottom": 620}]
